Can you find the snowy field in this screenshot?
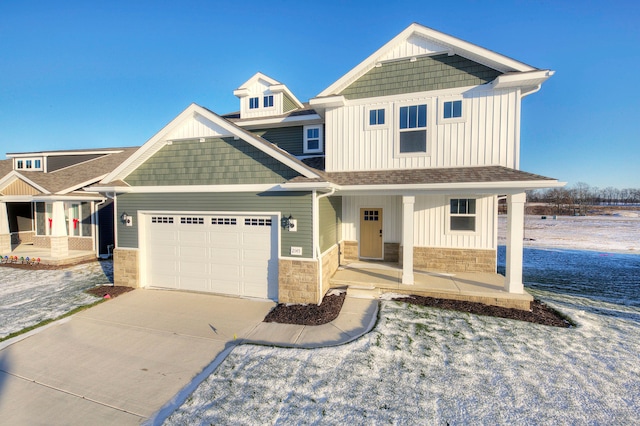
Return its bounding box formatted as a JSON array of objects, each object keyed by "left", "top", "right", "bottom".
[
  {"left": 498, "top": 213, "right": 640, "bottom": 253},
  {"left": 164, "top": 216, "right": 640, "bottom": 425},
  {"left": 0, "top": 261, "right": 112, "bottom": 338}
]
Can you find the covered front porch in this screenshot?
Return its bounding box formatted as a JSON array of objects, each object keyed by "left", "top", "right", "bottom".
[{"left": 330, "top": 261, "right": 533, "bottom": 311}]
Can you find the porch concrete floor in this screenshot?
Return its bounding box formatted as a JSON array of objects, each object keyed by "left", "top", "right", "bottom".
[
  {"left": 330, "top": 261, "right": 533, "bottom": 310},
  {"left": 4, "top": 244, "right": 97, "bottom": 266}
]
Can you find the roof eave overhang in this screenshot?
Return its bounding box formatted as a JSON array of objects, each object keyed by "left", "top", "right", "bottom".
[
  {"left": 492, "top": 70, "right": 555, "bottom": 91},
  {"left": 309, "top": 95, "right": 346, "bottom": 110},
  {"left": 335, "top": 180, "right": 565, "bottom": 196}
]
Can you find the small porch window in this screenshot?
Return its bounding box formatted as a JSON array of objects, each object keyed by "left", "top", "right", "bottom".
[{"left": 449, "top": 198, "right": 476, "bottom": 232}]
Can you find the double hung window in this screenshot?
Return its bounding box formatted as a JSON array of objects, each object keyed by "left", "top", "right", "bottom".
[
  {"left": 399, "top": 104, "right": 427, "bottom": 153},
  {"left": 450, "top": 198, "right": 476, "bottom": 232}
]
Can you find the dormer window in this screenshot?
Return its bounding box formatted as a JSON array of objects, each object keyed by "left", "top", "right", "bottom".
[
  {"left": 263, "top": 95, "right": 274, "bottom": 108},
  {"left": 249, "top": 97, "right": 259, "bottom": 109},
  {"left": 15, "top": 157, "right": 43, "bottom": 171}
]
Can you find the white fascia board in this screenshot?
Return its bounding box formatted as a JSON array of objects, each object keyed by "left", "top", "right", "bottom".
[
  {"left": 317, "top": 23, "right": 536, "bottom": 97},
  {"left": 309, "top": 95, "right": 346, "bottom": 108},
  {"left": 279, "top": 182, "right": 335, "bottom": 191},
  {"left": 336, "top": 180, "right": 565, "bottom": 195},
  {"left": 0, "top": 171, "right": 50, "bottom": 194},
  {"left": 234, "top": 72, "right": 281, "bottom": 95},
  {"left": 233, "top": 113, "right": 322, "bottom": 129},
  {"left": 492, "top": 70, "right": 554, "bottom": 90},
  {"left": 31, "top": 194, "right": 106, "bottom": 202},
  {"left": 6, "top": 149, "right": 124, "bottom": 158},
  {"left": 90, "top": 184, "right": 284, "bottom": 193},
  {"left": 55, "top": 174, "right": 108, "bottom": 195}
]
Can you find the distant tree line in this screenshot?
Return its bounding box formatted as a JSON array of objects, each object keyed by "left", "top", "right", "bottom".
[{"left": 525, "top": 183, "right": 640, "bottom": 215}]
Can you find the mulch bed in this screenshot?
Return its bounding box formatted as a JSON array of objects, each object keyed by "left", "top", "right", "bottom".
[
  {"left": 263, "top": 291, "right": 572, "bottom": 328},
  {"left": 395, "top": 296, "right": 573, "bottom": 328},
  {"left": 264, "top": 291, "right": 346, "bottom": 325},
  {"left": 85, "top": 285, "right": 134, "bottom": 299}
]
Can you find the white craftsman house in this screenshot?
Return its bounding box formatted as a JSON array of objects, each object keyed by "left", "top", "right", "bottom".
[{"left": 92, "top": 23, "right": 562, "bottom": 307}]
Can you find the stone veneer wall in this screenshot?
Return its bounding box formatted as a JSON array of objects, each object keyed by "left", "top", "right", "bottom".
[
  {"left": 320, "top": 245, "right": 340, "bottom": 297},
  {"left": 69, "top": 237, "right": 93, "bottom": 251},
  {"left": 0, "top": 234, "right": 10, "bottom": 254},
  {"left": 114, "top": 248, "right": 139, "bottom": 288},
  {"left": 341, "top": 241, "right": 358, "bottom": 262},
  {"left": 384, "top": 243, "right": 399, "bottom": 262},
  {"left": 11, "top": 231, "right": 34, "bottom": 245},
  {"left": 278, "top": 258, "right": 319, "bottom": 304},
  {"left": 401, "top": 246, "right": 496, "bottom": 273}
]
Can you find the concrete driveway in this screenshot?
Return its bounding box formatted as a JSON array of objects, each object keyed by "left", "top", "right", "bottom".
[{"left": 0, "top": 289, "right": 275, "bottom": 425}]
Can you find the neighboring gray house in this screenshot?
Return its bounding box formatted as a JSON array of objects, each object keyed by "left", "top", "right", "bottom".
[
  {"left": 93, "top": 23, "right": 562, "bottom": 305},
  {"left": 0, "top": 148, "right": 137, "bottom": 261}
]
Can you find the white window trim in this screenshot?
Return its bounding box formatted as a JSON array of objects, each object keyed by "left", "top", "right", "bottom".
[
  {"left": 395, "top": 101, "right": 432, "bottom": 157},
  {"left": 438, "top": 97, "right": 467, "bottom": 124},
  {"left": 15, "top": 157, "right": 44, "bottom": 171},
  {"left": 263, "top": 94, "right": 275, "bottom": 110},
  {"left": 445, "top": 197, "right": 479, "bottom": 235},
  {"left": 248, "top": 96, "right": 260, "bottom": 109},
  {"left": 303, "top": 125, "right": 323, "bottom": 154},
  {"left": 364, "top": 107, "right": 388, "bottom": 130}
]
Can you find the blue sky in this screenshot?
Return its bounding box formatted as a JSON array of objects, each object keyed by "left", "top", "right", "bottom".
[{"left": 1, "top": 0, "right": 638, "bottom": 189}]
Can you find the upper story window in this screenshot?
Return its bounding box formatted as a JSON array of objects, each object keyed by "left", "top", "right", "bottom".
[
  {"left": 249, "top": 97, "right": 259, "bottom": 109},
  {"left": 369, "top": 108, "right": 385, "bottom": 126},
  {"left": 15, "top": 157, "right": 43, "bottom": 171},
  {"left": 443, "top": 100, "right": 462, "bottom": 119},
  {"left": 263, "top": 95, "right": 274, "bottom": 108},
  {"left": 439, "top": 98, "right": 466, "bottom": 123},
  {"left": 303, "top": 125, "right": 323, "bottom": 154},
  {"left": 449, "top": 198, "right": 476, "bottom": 232},
  {"left": 398, "top": 104, "right": 427, "bottom": 153}
]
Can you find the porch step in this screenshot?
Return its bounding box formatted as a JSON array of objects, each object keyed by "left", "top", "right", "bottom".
[{"left": 347, "top": 285, "right": 381, "bottom": 300}]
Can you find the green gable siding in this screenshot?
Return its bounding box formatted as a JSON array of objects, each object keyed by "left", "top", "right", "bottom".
[
  {"left": 340, "top": 54, "right": 502, "bottom": 100},
  {"left": 116, "top": 191, "right": 313, "bottom": 259},
  {"left": 252, "top": 126, "right": 304, "bottom": 156},
  {"left": 283, "top": 94, "right": 298, "bottom": 113},
  {"left": 125, "top": 138, "right": 300, "bottom": 186},
  {"left": 319, "top": 196, "right": 342, "bottom": 253}
]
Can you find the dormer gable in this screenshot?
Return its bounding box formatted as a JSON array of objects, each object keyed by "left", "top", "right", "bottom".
[{"left": 234, "top": 72, "right": 304, "bottom": 119}]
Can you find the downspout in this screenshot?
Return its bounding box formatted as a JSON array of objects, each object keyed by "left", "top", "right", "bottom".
[{"left": 314, "top": 187, "right": 336, "bottom": 305}]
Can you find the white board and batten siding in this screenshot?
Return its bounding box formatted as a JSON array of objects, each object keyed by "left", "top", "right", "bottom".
[
  {"left": 325, "top": 87, "right": 521, "bottom": 172},
  {"left": 141, "top": 212, "right": 279, "bottom": 300},
  {"left": 342, "top": 195, "right": 496, "bottom": 250}
]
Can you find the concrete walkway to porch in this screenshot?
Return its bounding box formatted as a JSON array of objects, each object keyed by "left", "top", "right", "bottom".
[
  {"left": 330, "top": 261, "right": 533, "bottom": 310},
  {"left": 2, "top": 243, "right": 97, "bottom": 266}
]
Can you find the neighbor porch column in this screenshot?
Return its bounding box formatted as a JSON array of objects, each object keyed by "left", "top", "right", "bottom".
[
  {"left": 50, "top": 201, "right": 69, "bottom": 258},
  {"left": 0, "top": 201, "right": 11, "bottom": 253},
  {"left": 505, "top": 192, "right": 526, "bottom": 293},
  {"left": 402, "top": 195, "right": 415, "bottom": 285}
]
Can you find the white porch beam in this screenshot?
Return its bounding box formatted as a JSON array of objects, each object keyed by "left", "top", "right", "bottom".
[
  {"left": 505, "top": 192, "right": 526, "bottom": 293},
  {"left": 402, "top": 196, "right": 415, "bottom": 285}
]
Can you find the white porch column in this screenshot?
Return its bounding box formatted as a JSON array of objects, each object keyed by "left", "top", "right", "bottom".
[
  {"left": 50, "top": 201, "right": 69, "bottom": 257},
  {"left": 505, "top": 192, "right": 526, "bottom": 293},
  {"left": 0, "top": 201, "right": 11, "bottom": 253},
  {"left": 402, "top": 196, "right": 415, "bottom": 285}
]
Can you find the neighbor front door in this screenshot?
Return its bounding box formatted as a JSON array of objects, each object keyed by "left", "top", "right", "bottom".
[{"left": 360, "top": 208, "right": 382, "bottom": 259}]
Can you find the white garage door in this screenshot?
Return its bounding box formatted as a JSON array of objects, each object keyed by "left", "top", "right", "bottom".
[{"left": 144, "top": 213, "right": 278, "bottom": 300}]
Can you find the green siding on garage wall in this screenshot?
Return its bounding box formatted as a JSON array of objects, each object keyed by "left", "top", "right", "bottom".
[
  {"left": 252, "top": 126, "right": 304, "bottom": 156},
  {"left": 319, "top": 195, "right": 342, "bottom": 253},
  {"left": 124, "top": 138, "right": 300, "bottom": 186},
  {"left": 116, "top": 191, "right": 313, "bottom": 259},
  {"left": 340, "top": 54, "right": 502, "bottom": 100}
]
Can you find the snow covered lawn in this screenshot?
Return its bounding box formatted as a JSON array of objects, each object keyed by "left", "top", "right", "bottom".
[
  {"left": 164, "top": 217, "right": 640, "bottom": 425},
  {"left": 0, "top": 261, "right": 113, "bottom": 339}
]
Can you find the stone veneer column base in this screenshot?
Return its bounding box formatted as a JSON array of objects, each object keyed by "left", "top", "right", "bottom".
[
  {"left": 0, "top": 234, "right": 11, "bottom": 254},
  {"left": 278, "top": 258, "right": 319, "bottom": 304},
  {"left": 50, "top": 236, "right": 69, "bottom": 258},
  {"left": 400, "top": 246, "right": 496, "bottom": 273},
  {"left": 320, "top": 245, "right": 340, "bottom": 297},
  {"left": 114, "top": 248, "right": 140, "bottom": 288},
  {"left": 341, "top": 241, "right": 359, "bottom": 262}
]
